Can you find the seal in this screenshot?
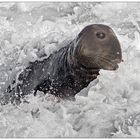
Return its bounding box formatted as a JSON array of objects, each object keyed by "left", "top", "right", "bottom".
[{"left": 0, "top": 24, "right": 122, "bottom": 105}]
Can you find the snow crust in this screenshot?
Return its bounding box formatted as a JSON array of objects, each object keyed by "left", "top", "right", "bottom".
[{"left": 0, "top": 2, "right": 140, "bottom": 138}]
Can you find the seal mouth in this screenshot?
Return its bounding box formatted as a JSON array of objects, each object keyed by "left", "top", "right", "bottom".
[
  {"left": 99, "top": 61, "right": 119, "bottom": 70},
  {"left": 79, "top": 63, "right": 100, "bottom": 71},
  {"left": 96, "top": 56, "right": 121, "bottom": 71},
  {"left": 77, "top": 55, "right": 121, "bottom": 71}
]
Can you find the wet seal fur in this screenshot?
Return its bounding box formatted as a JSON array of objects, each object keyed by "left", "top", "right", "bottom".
[{"left": 1, "top": 24, "right": 122, "bottom": 105}]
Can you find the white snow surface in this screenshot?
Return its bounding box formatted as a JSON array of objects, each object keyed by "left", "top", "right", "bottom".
[{"left": 0, "top": 2, "right": 140, "bottom": 138}]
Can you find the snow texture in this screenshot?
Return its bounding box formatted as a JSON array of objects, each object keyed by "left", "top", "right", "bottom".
[{"left": 0, "top": 2, "right": 140, "bottom": 138}]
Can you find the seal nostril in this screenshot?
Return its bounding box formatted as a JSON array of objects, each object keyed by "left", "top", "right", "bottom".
[{"left": 96, "top": 32, "right": 105, "bottom": 39}]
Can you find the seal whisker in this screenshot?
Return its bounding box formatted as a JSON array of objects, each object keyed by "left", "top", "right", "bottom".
[
  {"left": 94, "top": 61, "right": 102, "bottom": 69},
  {"left": 96, "top": 55, "right": 115, "bottom": 65},
  {"left": 95, "top": 55, "right": 116, "bottom": 69},
  {"left": 99, "top": 57, "right": 115, "bottom": 66}
]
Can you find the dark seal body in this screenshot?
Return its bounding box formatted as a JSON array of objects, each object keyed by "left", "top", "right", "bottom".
[{"left": 0, "top": 24, "right": 122, "bottom": 105}]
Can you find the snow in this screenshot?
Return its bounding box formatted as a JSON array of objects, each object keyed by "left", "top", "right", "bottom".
[{"left": 0, "top": 2, "right": 140, "bottom": 138}]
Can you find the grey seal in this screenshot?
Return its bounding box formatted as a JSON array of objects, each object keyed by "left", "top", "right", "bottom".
[{"left": 0, "top": 24, "right": 122, "bottom": 105}]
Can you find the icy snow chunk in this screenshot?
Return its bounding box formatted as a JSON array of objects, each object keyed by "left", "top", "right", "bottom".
[
  {"left": 133, "top": 31, "right": 140, "bottom": 51},
  {"left": 44, "top": 44, "right": 56, "bottom": 56}
]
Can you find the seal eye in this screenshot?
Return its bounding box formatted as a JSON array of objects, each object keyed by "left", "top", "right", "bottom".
[{"left": 96, "top": 32, "right": 105, "bottom": 39}]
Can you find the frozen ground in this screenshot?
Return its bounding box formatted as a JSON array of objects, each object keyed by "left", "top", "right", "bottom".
[{"left": 0, "top": 2, "right": 140, "bottom": 138}]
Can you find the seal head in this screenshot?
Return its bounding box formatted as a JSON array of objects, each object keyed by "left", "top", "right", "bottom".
[{"left": 74, "top": 24, "right": 122, "bottom": 71}]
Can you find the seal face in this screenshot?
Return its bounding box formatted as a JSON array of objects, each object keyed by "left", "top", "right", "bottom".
[
  {"left": 1, "top": 24, "right": 122, "bottom": 105},
  {"left": 74, "top": 24, "right": 122, "bottom": 70}
]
